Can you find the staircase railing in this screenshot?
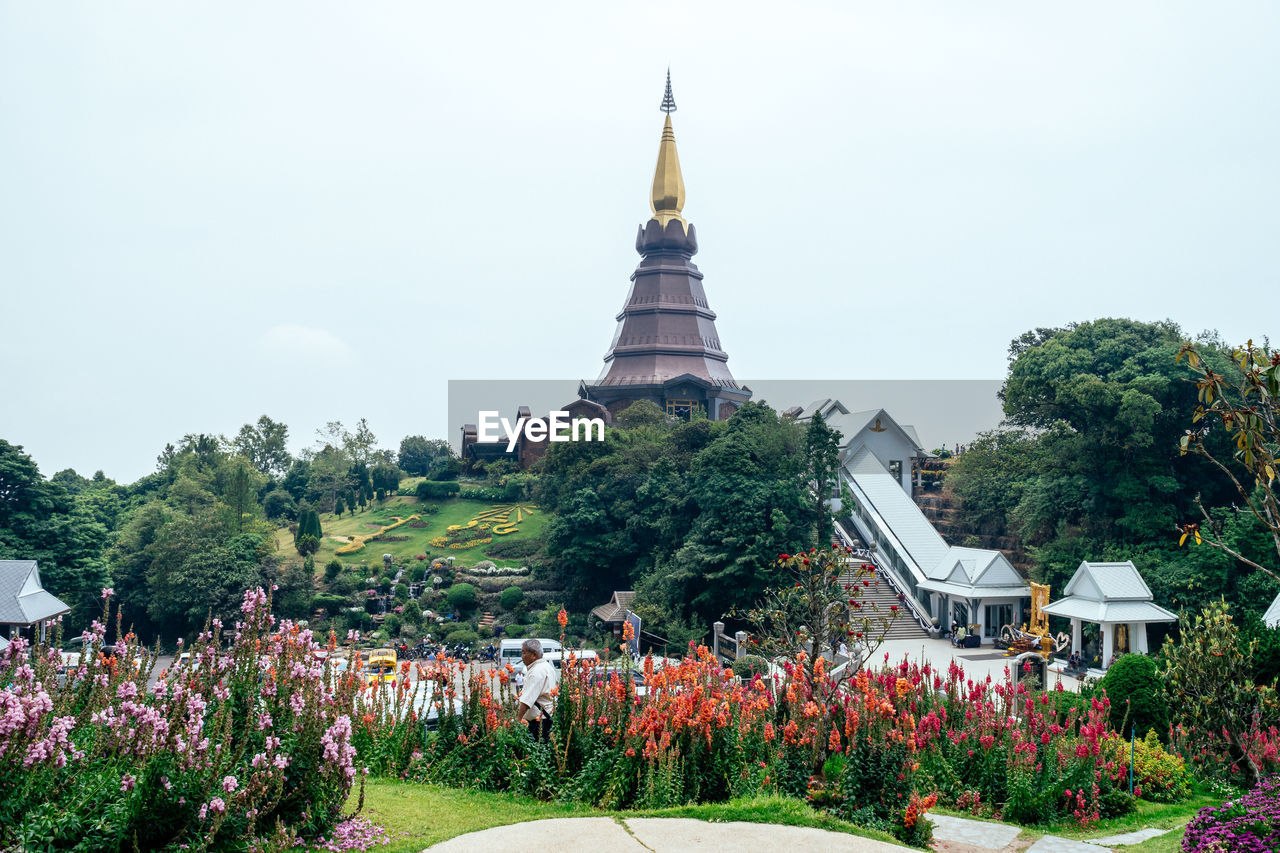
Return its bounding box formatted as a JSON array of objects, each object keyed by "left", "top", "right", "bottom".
[{"left": 832, "top": 519, "right": 935, "bottom": 636}]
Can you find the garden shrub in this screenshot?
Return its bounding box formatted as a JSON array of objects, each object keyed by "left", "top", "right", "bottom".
[
  {"left": 731, "top": 655, "right": 769, "bottom": 680},
  {"left": 446, "top": 582, "right": 478, "bottom": 613},
  {"left": 1098, "top": 654, "right": 1168, "bottom": 740},
  {"left": 323, "top": 558, "right": 343, "bottom": 582},
  {"left": 499, "top": 586, "right": 525, "bottom": 611},
  {"left": 485, "top": 538, "right": 543, "bottom": 559},
  {"left": 314, "top": 592, "right": 347, "bottom": 616},
  {"left": 444, "top": 628, "right": 480, "bottom": 645},
  {"left": 1108, "top": 729, "right": 1190, "bottom": 802},
  {"left": 416, "top": 481, "right": 460, "bottom": 500}
]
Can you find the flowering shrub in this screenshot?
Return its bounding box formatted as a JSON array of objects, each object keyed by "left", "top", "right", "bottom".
[
  {"left": 338, "top": 515, "right": 422, "bottom": 555},
  {"left": 0, "top": 589, "right": 362, "bottom": 851},
  {"left": 1109, "top": 729, "right": 1191, "bottom": 803},
  {"left": 1183, "top": 776, "right": 1280, "bottom": 853}
]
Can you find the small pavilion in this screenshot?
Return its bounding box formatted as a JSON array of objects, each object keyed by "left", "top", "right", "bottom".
[
  {"left": 0, "top": 560, "right": 70, "bottom": 644},
  {"left": 1043, "top": 561, "right": 1175, "bottom": 669},
  {"left": 918, "top": 547, "right": 1030, "bottom": 642}
]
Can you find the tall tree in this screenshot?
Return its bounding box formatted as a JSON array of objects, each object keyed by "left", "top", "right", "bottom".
[
  {"left": 397, "top": 436, "right": 450, "bottom": 476},
  {"left": 232, "top": 415, "right": 292, "bottom": 477},
  {"left": 0, "top": 440, "right": 109, "bottom": 629},
  {"left": 804, "top": 411, "right": 842, "bottom": 546}
]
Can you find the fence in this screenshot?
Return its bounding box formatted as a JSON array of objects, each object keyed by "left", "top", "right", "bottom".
[{"left": 711, "top": 621, "right": 748, "bottom": 666}]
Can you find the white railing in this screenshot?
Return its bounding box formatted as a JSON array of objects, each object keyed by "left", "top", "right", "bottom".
[{"left": 832, "top": 519, "right": 935, "bottom": 634}]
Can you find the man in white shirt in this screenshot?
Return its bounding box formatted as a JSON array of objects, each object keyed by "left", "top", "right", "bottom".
[{"left": 516, "top": 638, "right": 557, "bottom": 741}]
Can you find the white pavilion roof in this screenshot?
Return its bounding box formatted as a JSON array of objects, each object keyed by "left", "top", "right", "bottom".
[
  {"left": 1044, "top": 561, "right": 1175, "bottom": 625},
  {"left": 1264, "top": 592, "right": 1280, "bottom": 629}
]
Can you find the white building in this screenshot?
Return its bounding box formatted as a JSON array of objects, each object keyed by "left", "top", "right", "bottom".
[
  {"left": 0, "top": 560, "right": 70, "bottom": 645},
  {"left": 1042, "top": 561, "right": 1175, "bottom": 669}
]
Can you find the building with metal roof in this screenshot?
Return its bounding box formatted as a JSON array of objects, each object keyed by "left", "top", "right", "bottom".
[
  {"left": 803, "top": 400, "right": 1031, "bottom": 641},
  {"left": 1265, "top": 591, "right": 1280, "bottom": 630},
  {"left": 919, "top": 547, "right": 1031, "bottom": 641},
  {"left": 1042, "top": 561, "right": 1175, "bottom": 669},
  {"left": 0, "top": 560, "right": 70, "bottom": 644}
]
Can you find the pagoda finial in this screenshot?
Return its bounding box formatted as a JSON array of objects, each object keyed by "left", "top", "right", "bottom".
[{"left": 650, "top": 70, "right": 686, "bottom": 229}]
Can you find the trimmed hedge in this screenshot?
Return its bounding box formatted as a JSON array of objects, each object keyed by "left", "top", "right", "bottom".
[{"left": 416, "top": 481, "right": 461, "bottom": 499}]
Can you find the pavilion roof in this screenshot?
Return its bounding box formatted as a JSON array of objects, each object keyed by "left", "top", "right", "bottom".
[
  {"left": 591, "top": 591, "right": 635, "bottom": 624},
  {"left": 1264, "top": 592, "right": 1280, "bottom": 629},
  {"left": 1042, "top": 598, "right": 1176, "bottom": 624},
  {"left": 1044, "top": 560, "right": 1174, "bottom": 624},
  {"left": 0, "top": 560, "right": 70, "bottom": 626}
]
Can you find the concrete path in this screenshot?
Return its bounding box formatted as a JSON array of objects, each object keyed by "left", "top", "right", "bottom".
[
  {"left": 423, "top": 812, "right": 1170, "bottom": 853},
  {"left": 421, "top": 817, "right": 915, "bottom": 852}
]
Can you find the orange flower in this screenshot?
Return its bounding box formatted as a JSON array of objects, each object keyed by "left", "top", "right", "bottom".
[{"left": 557, "top": 608, "right": 569, "bottom": 628}]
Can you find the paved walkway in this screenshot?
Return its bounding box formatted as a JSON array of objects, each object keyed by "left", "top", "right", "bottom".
[
  {"left": 422, "top": 817, "right": 915, "bottom": 852},
  {"left": 928, "top": 812, "right": 1170, "bottom": 853},
  {"left": 422, "top": 813, "right": 1170, "bottom": 853}
]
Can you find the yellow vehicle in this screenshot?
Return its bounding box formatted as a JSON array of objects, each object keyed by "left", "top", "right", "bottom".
[{"left": 361, "top": 648, "right": 398, "bottom": 686}]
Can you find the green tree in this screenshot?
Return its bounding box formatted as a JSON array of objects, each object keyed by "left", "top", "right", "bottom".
[
  {"left": 1163, "top": 600, "right": 1278, "bottom": 788},
  {"left": 804, "top": 411, "right": 842, "bottom": 545},
  {"left": 295, "top": 509, "right": 323, "bottom": 544},
  {"left": 951, "top": 319, "right": 1238, "bottom": 594},
  {"left": 0, "top": 440, "right": 109, "bottom": 629},
  {"left": 398, "top": 436, "right": 450, "bottom": 476},
  {"left": 143, "top": 513, "right": 277, "bottom": 635},
  {"left": 274, "top": 557, "right": 315, "bottom": 620},
  {"left": 263, "top": 488, "right": 296, "bottom": 521},
  {"left": 1176, "top": 338, "right": 1280, "bottom": 584},
  {"left": 231, "top": 415, "right": 292, "bottom": 477},
  {"left": 323, "top": 558, "right": 343, "bottom": 583},
  {"left": 306, "top": 445, "right": 350, "bottom": 513}
]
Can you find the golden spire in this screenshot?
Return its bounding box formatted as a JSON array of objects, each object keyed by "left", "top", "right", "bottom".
[{"left": 650, "top": 71, "right": 686, "bottom": 229}]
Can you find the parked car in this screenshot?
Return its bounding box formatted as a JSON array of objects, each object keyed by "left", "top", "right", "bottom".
[
  {"left": 361, "top": 648, "right": 398, "bottom": 686},
  {"left": 588, "top": 666, "right": 648, "bottom": 697}
]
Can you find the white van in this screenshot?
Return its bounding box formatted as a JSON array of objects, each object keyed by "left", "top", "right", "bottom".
[
  {"left": 499, "top": 638, "right": 561, "bottom": 671},
  {"left": 499, "top": 638, "right": 599, "bottom": 672}
]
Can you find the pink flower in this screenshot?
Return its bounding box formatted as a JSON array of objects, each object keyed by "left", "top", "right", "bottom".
[
  {"left": 120, "top": 773, "right": 135, "bottom": 792},
  {"left": 222, "top": 775, "right": 238, "bottom": 794},
  {"left": 102, "top": 588, "right": 115, "bottom": 599}
]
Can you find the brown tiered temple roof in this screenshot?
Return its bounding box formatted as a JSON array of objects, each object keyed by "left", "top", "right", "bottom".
[{"left": 588, "top": 89, "right": 744, "bottom": 394}]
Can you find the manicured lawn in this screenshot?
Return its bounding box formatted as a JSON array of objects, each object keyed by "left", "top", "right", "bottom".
[
  {"left": 273, "top": 496, "right": 548, "bottom": 568},
  {"left": 346, "top": 779, "right": 902, "bottom": 853}
]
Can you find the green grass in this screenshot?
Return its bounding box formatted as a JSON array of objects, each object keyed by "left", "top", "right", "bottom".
[
  {"left": 345, "top": 780, "right": 902, "bottom": 853},
  {"left": 274, "top": 496, "right": 549, "bottom": 568},
  {"left": 1043, "top": 793, "right": 1215, "bottom": 842}
]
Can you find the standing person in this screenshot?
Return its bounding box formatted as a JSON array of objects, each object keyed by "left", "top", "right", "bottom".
[{"left": 516, "top": 638, "right": 557, "bottom": 741}]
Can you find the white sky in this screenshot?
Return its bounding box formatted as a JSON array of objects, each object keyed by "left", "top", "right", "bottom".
[{"left": 2, "top": 2, "right": 1278, "bottom": 482}]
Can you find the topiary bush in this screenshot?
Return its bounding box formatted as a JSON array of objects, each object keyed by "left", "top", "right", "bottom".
[
  {"left": 416, "top": 481, "right": 461, "bottom": 500},
  {"left": 446, "top": 582, "right": 478, "bottom": 614},
  {"left": 732, "top": 655, "right": 769, "bottom": 680},
  {"left": 1098, "top": 654, "right": 1168, "bottom": 740},
  {"left": 314, "top": 593, "right": 347, "bottom": 616},
  {"left": 499, "top": 586, "right": 525, "bottom": 612}
]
